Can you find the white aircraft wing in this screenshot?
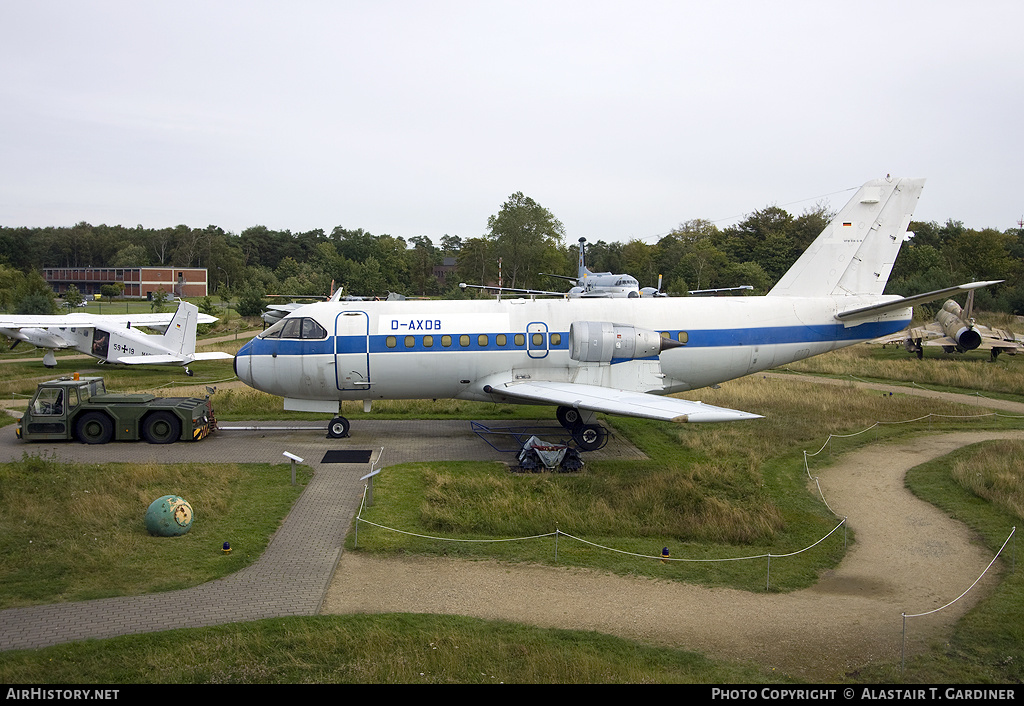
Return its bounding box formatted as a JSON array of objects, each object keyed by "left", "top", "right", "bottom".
[
  {"left": 484, "top": 380, "right": 762, "bottom": 423},
  {"left": 0, "top": 312, "right": 217, "bottom": 329}
]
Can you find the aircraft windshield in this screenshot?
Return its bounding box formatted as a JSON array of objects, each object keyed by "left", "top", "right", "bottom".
[
  {"left": 260, "top": 320, "right": 287, "bottom": 338},
  {"left": 259, "top": 317, "right": 327, "bottom": 340}
]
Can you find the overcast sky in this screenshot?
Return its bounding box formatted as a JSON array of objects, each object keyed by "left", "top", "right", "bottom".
[{"left": 2, "top": 1, "right": 1022, "bottom": 246}]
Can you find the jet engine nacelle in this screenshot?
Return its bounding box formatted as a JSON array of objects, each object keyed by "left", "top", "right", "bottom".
[
  {"left": 568, "top": 321, "right": 680, "bottom": 363},
  {"left": 935, "top": 307, "right": 981, "bottom": 350}
]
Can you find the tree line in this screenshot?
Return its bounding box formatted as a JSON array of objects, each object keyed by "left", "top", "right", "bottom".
[{"left": 2, "top": 191, "right": 1022, "bottom": 315}]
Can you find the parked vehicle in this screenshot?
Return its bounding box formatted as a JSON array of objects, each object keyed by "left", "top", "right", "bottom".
[{"left": 16, "top": 375, "right": 216, "bottom": 444}]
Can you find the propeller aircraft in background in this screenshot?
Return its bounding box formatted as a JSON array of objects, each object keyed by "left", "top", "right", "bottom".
[{"left": 0, "top": 300, "right": 230, "bottom": 375}]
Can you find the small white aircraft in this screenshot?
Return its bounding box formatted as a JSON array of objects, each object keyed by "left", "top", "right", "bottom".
[
  {"left": 234, "top": 176, "right": 1001, "bottom": 449},
  {"left": 0, "top": 300, "right": 231, "bottom": 374},
  {"left": 547, "top": 237, "right": 657, "bottom": 298},
  {"left": 460, "top": 237, "right": 660, "bottom": 299}
]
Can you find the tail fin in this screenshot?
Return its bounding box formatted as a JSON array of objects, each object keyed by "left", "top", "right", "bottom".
[
  {"left": 768, "top": 176, "right": 925, "bottom": 297},
  {"left": 159, "top": 300, "right": 198, "bottom": 356},
  {"left": 577, "top": 237, "right": 593, "bottom": 279}
]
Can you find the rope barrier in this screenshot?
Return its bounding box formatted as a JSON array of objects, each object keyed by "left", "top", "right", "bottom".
[
  {"left": 901, "top": 527, "right": 1017, "bottom": 673},
  {"left": 152, "top": 375, "right": 239, "bottom": 389},
  {"left": 353, "top": 410, "right": 1022, "bottom": 618}
]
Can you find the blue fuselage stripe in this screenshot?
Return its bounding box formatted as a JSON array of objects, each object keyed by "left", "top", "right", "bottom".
[{"left": 239, "top": 320, "right": 907, "bottom": 358}]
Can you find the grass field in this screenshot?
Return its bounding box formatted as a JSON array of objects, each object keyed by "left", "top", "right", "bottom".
[{"left": 0, "top": 455, "right": 310, "bottom": 609}]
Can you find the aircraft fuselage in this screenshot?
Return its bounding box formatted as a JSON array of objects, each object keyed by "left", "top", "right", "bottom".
[{"left": 233, "top": 295, "right": 911, "bottom": 412}]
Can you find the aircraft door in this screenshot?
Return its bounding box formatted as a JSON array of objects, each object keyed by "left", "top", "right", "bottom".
[
  {"left": 335, "top": 311, "right": 371, "bottom": 390},
  {"left": 527, "top": 321, "right": 549, "bottom": 359},
  {"left": 746, "top": 344, "right": 776, "bottom": 374}
]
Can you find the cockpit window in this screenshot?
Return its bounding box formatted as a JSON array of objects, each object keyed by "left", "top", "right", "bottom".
[
  {"left": 260, "top": 320, "right": 286, "bottom": 339},
  {"left": 259, "top": 317, "right": 327, "bottom": 340},
  {"left": 280, "top": 318, "right": 303, "bottom": 339},
  {"left": 301, "top": 318, "right": 327, "bottom": 339}
]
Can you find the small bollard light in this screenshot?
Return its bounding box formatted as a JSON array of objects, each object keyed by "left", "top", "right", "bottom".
[
  {"left": 283, "top": 452, "right": 303, "bottom": 486},
  {"left": 222, "top": 542, "right": 231, "bottom": 554}
]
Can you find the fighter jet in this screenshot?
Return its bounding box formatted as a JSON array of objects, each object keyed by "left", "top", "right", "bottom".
[{"left": 873, "top": 289, "right": 1023, "bottom": 360}]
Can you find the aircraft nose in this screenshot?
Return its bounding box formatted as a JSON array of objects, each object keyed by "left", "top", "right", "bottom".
[{"left": 233, "top": 340, "right": 253, "bottom": 385}]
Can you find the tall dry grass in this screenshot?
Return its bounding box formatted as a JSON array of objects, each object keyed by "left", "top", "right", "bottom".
[
  {"left": 398, "top": 374, "right": 1013, "bottom": 549},
  {"left": 949, "top": 439, "right": 1024, "bottom": 519},
  {"left": 782, "top": 343, "right": 1024, "bottom": 397}
]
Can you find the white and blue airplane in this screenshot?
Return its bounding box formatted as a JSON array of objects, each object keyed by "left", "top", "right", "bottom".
[{"left": 234, "top": 176, "right": 999, "bottom": 449}]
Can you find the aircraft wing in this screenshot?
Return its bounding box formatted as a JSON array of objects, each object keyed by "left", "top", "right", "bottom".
[
  {"left": 0, "top": 312, "right": 217, "bottom": 329},
  {"left": 460, "top": 283, "right": 567, "bottom": 298},
  {"left": 871, "top": 325, "right": 940, "bottom": 345},
  {"left": 483, "top": 380, "right": 762, "bottom": 423},
  {"left": 916, "top": 334, "right": 1024, "bottom": 352},
  {"left": 114, "top": 354, "right": 187, "bottom": 365}
]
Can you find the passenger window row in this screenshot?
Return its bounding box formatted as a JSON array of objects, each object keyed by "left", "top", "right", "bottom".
[{"left": 384, "top": 333, "right": 566, "bottom": 349}]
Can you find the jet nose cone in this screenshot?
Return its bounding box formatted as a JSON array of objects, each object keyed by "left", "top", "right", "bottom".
[{"left": 659, "top": 336, "right": 685, "bottom": 353}]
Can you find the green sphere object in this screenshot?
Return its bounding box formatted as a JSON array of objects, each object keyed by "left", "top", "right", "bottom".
[{"left": 145, "top": 495, "right": 194, "bottom": 536}]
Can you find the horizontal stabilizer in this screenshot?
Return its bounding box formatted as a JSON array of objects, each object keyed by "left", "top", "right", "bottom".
[
  {"left": 484, "top": 380, "right": 762, "bottom": 423},
  {"left": 115, "top": 354, "right": 186, "bottom": 365},
  {"left": 836, "top": 281, "right": 1003, "bottom": 322},
  {"left": 115, "top": 351, "right": 232, "bottom": 365}
]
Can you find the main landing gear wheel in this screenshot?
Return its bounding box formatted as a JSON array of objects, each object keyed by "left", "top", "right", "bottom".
[
  {"left": 327, "top": 416, "right": 350, "bottom": 439},
  {"left": 573, "top": 423, "right": 608, "bottom": 452},
  {"left": 556, "top": 405, "right": 583, "bottom": 430}
]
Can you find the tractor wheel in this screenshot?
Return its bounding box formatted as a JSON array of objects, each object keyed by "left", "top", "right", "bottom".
[
  {"left": 76, "top": 412, "right": 114, "bottom": 445},
  {"left": 142, "top": 411, "right": 181, "bottom": 444}
]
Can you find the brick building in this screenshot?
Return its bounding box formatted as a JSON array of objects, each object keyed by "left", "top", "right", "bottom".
[{"left": 42, "top": 267, "right": 208, "bottom": 299}]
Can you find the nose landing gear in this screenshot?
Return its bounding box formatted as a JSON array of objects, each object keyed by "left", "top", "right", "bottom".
[{"left": 327, "top": 416, "right": 351, "bottom": 438}]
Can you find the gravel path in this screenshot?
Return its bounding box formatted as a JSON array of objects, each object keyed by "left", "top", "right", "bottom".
[{"left": 322, "top": 428, "right": 1022, "bottom": 682}]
